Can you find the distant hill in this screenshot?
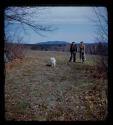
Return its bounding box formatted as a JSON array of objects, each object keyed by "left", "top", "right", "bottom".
[
  {"left": 30, "top": 41, "right": 70, "bottom": 51},
  {"left": 36, "top": 41, "right": 70, "bottom": 45}
]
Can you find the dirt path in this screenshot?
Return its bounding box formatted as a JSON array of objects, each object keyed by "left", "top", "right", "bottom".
[{"left": 5, "top": 50, "right": 107, "bottom": 121}]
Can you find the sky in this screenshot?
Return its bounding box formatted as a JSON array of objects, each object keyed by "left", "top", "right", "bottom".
[{"left": 5, "top": 7, "right": 108, "bottom": 44}]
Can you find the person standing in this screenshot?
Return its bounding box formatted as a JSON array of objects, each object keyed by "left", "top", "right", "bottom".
[
  {"left": 79, "top": 41, "right": 85, "bottom": 63},
  {"left": 69, "top": 42, "right": 77, "bottom": 62}
]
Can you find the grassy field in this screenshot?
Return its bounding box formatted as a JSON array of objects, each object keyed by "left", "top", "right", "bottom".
[{"left": 5, "top": 50, "right": 108, "bottom": 121}]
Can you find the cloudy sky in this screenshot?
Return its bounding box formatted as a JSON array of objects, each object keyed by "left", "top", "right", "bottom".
[{"left": 5, "top": 7, "right": 108, "bottom": 43}]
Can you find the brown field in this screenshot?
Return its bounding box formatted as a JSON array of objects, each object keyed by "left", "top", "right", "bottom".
[{"left": 5, "top": 50, "right": 108, "bottom": 121}]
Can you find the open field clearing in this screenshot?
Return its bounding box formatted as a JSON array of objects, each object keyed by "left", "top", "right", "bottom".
[{"left": 5, "top": 50, "right": 108, "bottom": 121}]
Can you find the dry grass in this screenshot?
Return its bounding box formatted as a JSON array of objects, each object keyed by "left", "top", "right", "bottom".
[{"left": 5, "top": 50, "right": 108, "bottom": 121}]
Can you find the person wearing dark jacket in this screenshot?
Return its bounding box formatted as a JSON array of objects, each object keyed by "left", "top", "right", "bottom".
[{"left": 69, "top": 42, "right": 77, "bottom": 62}]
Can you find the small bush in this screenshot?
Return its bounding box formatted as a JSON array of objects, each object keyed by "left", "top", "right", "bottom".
[
  {"left": 93, "top": 56, "right": 108, "bottom": 79},
  {"left": 5, "top": 42, "right": 25, "bottom": 63}
]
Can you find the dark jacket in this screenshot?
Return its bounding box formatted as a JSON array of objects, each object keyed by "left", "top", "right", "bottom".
[{"left": 70, "top": 44, "right": 77, "bottom": 52}]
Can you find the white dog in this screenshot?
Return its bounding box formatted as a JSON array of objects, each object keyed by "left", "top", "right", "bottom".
[{"left": 50, "top": 57, "right": 56, "bottom": 67}]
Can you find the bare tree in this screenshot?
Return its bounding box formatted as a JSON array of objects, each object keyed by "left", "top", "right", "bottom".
[
  {"left": 4, "top": 7, "right": 55, "bottom": 62},
  {"left": 93, "top": 7, "right": 108, "bottom": 43},
  {"left": 90, "top": 7, "right": 108, "bottom": 98},
  {"left": 5, "top": 7, "right": 55, "bottom": 40}
]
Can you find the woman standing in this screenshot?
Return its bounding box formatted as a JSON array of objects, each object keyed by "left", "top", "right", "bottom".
[{"left": 79, "top": 41, "right": 86, "bottom": 63}]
